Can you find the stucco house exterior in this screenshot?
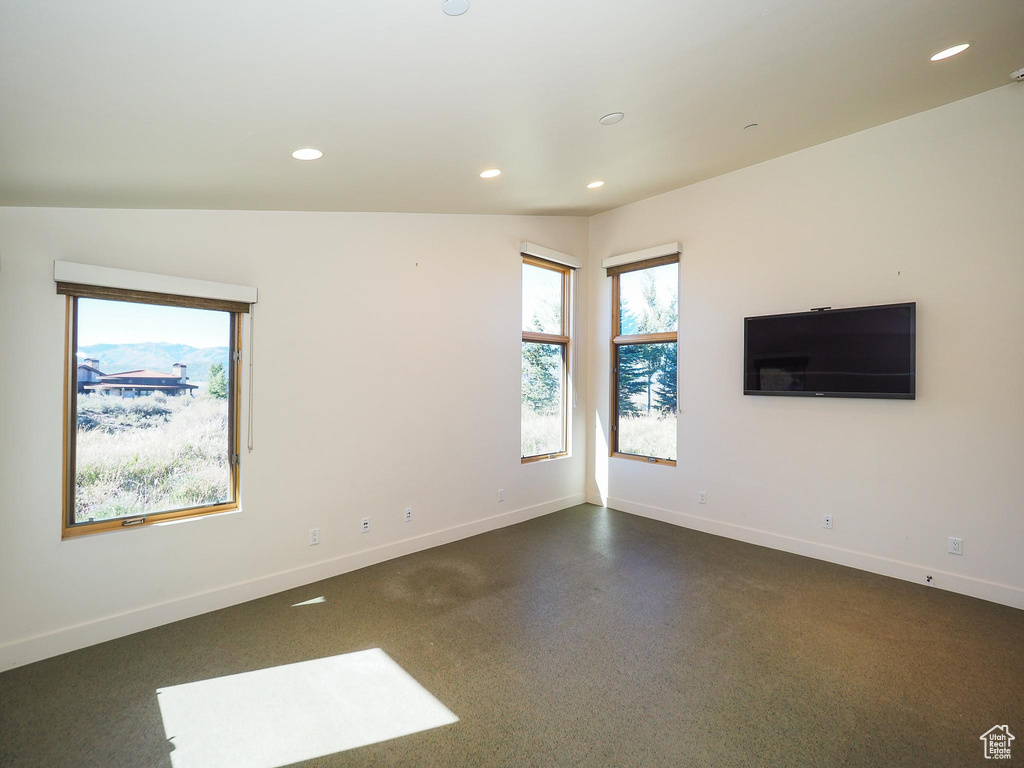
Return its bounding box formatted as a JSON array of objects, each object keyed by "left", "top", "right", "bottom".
[
  {"left": 76, "top": 358, "right": 105, "bottom": 393},
  {"left": 77, "top": 359, "right": 197, "bottom": 397}
]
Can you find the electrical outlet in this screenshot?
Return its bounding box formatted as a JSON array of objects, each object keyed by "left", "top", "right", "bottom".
[
  {"left": 948, "top": 537, "right": 963, "bottom": 556},
  {"left": 309, "top": 528, "right": 320, "bottom": 546},
  {"left": 360, "top": 517, "right": 370, "bottom": 534},
  {"left": 497, "top": 489, "right": 505, "bottom": 502},
  {"left": 822, "top": 514, "right": 833, "bottom": 530},
  {"left": 698, "top": 491, "right": 707, "bottom": 505},
  {"left": 404, "top": 507, "right": 412, "bottom": 522}
]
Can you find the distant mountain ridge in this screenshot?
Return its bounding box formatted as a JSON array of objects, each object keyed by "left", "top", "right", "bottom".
[{"left": 78, "top": 343, "right": 229, "bottom": 383}]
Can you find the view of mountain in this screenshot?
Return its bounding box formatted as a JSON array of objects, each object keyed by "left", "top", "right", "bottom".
[{"left": 78, "top": 343, "right": 230, "bottom": 383}]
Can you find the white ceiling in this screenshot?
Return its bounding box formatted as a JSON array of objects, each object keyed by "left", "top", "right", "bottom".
[{"left": 1, "top": 0, "right": 1022, "bottom": 216}]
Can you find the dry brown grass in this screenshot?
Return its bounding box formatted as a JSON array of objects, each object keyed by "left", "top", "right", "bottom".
[{"left": 75, "top": 394, "right": 230, "bottom": 522}]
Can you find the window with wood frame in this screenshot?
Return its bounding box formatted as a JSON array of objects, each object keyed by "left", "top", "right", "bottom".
[
  {"left": 59, "top": 284, "right": 245, "bottom": 537},
  {"left": 610, "top": 255, "right": 678, "bottom": 465},
  {"left": 521, "top": 255, "right": 570, "bottom": 462}
]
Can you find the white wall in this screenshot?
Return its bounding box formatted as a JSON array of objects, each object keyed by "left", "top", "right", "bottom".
[
  {"left": 587, "top": 84, "right": 1024, "bottom": 609},
  {"left": 2, "top": 85, "right": 1022, "bottom": 671},
  {"left": 0, "top": 208, "right": 589, "bottom": 668}
]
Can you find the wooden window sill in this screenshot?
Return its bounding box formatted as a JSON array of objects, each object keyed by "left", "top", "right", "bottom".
[
  {"left": 610, "top": 452, "right": 676, "bottom": 467},
  {"left": 62, "top": 501, "right": 240, "bottom": 539},
  {"left": 521, "top": 451, "right": 569, "bottom": 464}
]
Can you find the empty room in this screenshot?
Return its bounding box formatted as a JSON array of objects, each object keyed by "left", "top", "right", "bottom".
[{"left": 1, "top": 1, "right": 1022, "bottom": 766}]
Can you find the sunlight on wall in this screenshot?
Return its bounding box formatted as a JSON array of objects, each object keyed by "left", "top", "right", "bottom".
[
  {"left": 594, "top": 411, "right": 609, "bottom": 505},
  {"left": 157, "top": 648, "right": 458, "bottom": 768}
]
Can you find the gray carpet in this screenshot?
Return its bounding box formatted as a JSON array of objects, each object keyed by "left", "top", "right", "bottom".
[{"left": 1, "top": 504, "right": 1021, "bottom": 767}]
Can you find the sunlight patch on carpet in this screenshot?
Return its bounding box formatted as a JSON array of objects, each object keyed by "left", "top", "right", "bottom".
[
  {"left": 291, "top": 596, "right": 326, "bottom": 606},
  {"left": 157, "top": 648, "right": 458, "bottom": 768}
]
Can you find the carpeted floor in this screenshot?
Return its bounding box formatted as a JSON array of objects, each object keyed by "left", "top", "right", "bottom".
[{"left": 1, "top": 504, "right": 1021, "bottom": 767}]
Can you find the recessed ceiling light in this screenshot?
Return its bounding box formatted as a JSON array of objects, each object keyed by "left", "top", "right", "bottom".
[
  {"left": 480, "top": 169, "right": 501, "bottom": 178},
  {"left": 587, "top": 181, "right": 605, "bottom": 189},
  {"left": 442, "top": 0, "right": 469, "bottom": 16},
  {"left": 291, "top": 148, "right": 323, "bottom": 160},
  {"left": 930, "top": 43, "right": 970, "bottom": 61},
  {"left": 599, "top": 112, "right": 625, "bottom": 126},
  {"left": 743, "top": 123, "right": 758, "bottom": 130}
]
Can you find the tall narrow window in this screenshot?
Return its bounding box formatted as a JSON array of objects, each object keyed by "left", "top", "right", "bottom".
[
  {"left": 610, "top": 255, "right": 678, "bottom": 464},
  {"left": 60, "top": 285, "right": 246, "bottom": 537},
  {"left": 521, "top": 255, "right": 570, "bottom": 461}
]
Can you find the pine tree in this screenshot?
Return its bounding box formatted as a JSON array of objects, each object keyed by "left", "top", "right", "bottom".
[
  {"left": 520, "top": 296, "right": 564, "bottom": 415},
  {"left": 521, "top": 342, "right": 560, "bottom": 413},
  {"left": 616, "top": 344, "right": 647, "bottom": 415},
  {"left": 207, "top": 362, "right": 228, "bottom": 399},
  {"left": 616, "top": 302, "right": 647, "bottom": 415},
  {"left": 654, "top": 342, "right": 677, "bottom": 413},
  {"left": 618, "top": 271, "right": 678, "bottom": 415},
  {"left": 632, "top": 344, "right": 665, "bottom": 413}
]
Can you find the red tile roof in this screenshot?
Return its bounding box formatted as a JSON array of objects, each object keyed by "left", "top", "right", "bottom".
[{"left": 101, "top": 369, "right": 178, "bottom": 379}]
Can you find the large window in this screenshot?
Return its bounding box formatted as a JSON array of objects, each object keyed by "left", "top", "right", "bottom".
[
  {"left": 60, "top": 285, "right": 245, "bottom": 537},
  {"left": 521, "top": 256, "right": 571, "bottom": 462},
  {"left": 610, "top": 255, "right": 678, "bottom": 464}
]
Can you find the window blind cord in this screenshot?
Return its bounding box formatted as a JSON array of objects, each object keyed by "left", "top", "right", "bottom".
[
  {"left": 572, "top": 270, "right": 578, "bottom": 410},
  {"left": 246, "top": 302, "right": 255, "bottom": 453}
]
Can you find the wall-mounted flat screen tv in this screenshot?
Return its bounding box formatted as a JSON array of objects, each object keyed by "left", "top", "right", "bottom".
[{"left": 744, "top": 303, "right": 915, "bottom": 399}]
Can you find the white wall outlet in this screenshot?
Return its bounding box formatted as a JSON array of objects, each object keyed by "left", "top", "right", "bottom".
[
  {"left": 309, "top": 528, "right": 320, "bottom": 546},
  {"left": 822, "top": 514, "right": 833, "bottom": 530},
  {"left": 404, "top": 507, "right": 412, "bottom": 522},
  {"left": 948, "top": 537, "right": 963, "bottom": 555},
  {"left": 698, "top": 491, "right": 707, "bottom": 505},
  {"left": 360, "top": 517, "right": 370, "bottom": 534},
  {"left": 497, "top": 489, "right": 505, "bottom": 502}
]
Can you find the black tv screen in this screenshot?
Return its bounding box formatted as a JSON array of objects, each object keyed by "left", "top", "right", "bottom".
[{"left": 744, "top": 303, "right": 915, "bottom": 399}]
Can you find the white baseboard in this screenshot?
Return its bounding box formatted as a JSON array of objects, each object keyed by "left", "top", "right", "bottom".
[
  {"left": 606, "top": 496, "right": 1024, "bottom": 611},
  {"left": 0, "top": 494, "right": 584, "bottom": 670}
]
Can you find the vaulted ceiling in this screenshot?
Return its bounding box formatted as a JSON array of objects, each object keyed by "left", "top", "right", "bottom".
[{"left": 1, "top": 0, "right": 1022, "bottom": 216}]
